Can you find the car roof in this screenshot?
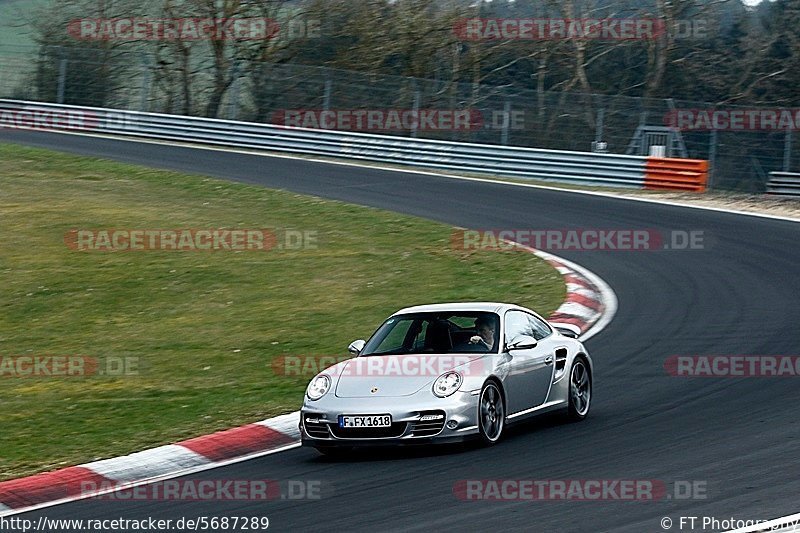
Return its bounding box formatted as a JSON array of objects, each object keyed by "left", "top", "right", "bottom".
[{"left": 391, "top": 302, "right": 529, "bottom": 316}]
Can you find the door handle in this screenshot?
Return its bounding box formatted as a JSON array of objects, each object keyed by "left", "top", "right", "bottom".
[{"left": 544, "top": 355, "right": 554, "bottom": 365}]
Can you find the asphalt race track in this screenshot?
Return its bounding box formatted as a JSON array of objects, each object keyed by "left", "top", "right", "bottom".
[{"left": 3, "top": 130, "right": 799, "bottom": 532}]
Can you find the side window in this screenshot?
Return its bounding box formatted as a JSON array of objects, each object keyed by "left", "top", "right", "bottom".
[
  {"left": 527, "top": 314, "right": 552, "bottom": 341},
  {"left": 505, "top": 311, "right": 534, "bottom": 341}
]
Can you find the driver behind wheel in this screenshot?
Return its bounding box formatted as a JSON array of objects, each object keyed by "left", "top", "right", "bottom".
[{"left": 468, "top": 315, "right": 496, "bottom": 351}]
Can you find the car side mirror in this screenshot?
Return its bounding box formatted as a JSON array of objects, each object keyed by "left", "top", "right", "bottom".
[
  {"left": 348, "top": 339, "right": 366, "bottom": 355},
  {"left": 506, "top": 335, "right": 538, "bottom": 351}
]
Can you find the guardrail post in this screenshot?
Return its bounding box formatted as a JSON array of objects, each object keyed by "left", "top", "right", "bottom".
[
  {"left": 227, "top": 62, "right": 241, "bottom": 120},
  {"left": 323, "top": 73, "right": 332, "bottom": 112},
  {"left": 708, "top": 130, "right": 718, "bottom": 189},
  {"left": 501, "top": 100, "right": 511, "bottom": 145},
  {"left": 595, "top": 107, "right": 605, "bottom": 146},
  {"left": 784, "top": 129, "right": 792, "bottom": 172},
  {"left": 139, "top": 53, "right": 151, "bottom": 113},
  {"left": 56, "top": 58, "right": 67, "bottom": 104},
  {"left": 410, "top": 88, "right": 420, "bottom": 138}
]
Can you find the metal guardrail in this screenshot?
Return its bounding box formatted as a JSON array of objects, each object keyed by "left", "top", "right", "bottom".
[
  {"left": 644, "top": 158, "right": 709, "bottom": 192},
  {"left": 0, "top": 99, "right": 706, "bottom": 190},
  {"left": 766, "top": 172, "right": 800, "bottom": 197}
]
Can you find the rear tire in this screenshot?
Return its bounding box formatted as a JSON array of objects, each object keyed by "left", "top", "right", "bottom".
[
  {"left": 567, "top": 357, "right": 592, "bottom": 421},
  {"left": 477, "top": 381, "right": 505, "bottom": 445}
]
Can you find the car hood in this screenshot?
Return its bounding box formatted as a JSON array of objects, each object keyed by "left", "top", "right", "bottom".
[{"left": 331, "top": 353, "right": 485, "bottom": 398}]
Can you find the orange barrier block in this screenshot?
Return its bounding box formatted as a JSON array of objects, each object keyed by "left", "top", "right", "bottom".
[{"left": 645, "top": 158, "right": 709, "bottom": 192}]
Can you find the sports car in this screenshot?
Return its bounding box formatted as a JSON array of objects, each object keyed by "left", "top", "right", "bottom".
[{"left": 300, "top": 302, "right": 592, "bottom": 453}]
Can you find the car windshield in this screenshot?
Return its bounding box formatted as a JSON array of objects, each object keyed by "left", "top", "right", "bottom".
[{"left": 360, "top": 312, "right": 500, "bottom": 356}]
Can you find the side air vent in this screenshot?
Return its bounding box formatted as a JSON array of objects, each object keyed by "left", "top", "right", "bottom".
[{"left": 554, "top": 348, "right": 569, "bottom": 379}]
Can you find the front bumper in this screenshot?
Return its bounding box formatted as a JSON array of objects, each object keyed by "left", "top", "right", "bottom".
[
  {"left": 300, "top": 388, "right": 480, "bottom": 448},
  {"left": 301, "top": 433, "right": 474, "bottom": 449}
]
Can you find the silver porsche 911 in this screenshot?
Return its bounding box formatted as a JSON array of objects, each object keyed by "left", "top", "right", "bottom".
[{"left": 300, "top": 302, "right": 592, "bottom": 454}]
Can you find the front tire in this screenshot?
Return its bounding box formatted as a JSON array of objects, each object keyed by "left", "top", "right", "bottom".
[
  {"left": 478, "top": 381, "right": 505, "bottom": 445},
  {"left": 567, "top": 357, "right": 592, "bottom": 421}
]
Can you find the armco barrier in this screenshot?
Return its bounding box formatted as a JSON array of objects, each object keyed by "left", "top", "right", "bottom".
[
  {"left": 766, "top": 172, "right": 800, "bottom": 197},
  {"left": 644, "top": 158, "right": 709, "bottom": 192},
  {"left": 0, "top": 99, "right": 707, "bottom": 192}
]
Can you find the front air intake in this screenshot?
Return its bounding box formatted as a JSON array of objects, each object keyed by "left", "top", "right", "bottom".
[{"left": 411, "top": 410, "right": 446, "bottom": 437}]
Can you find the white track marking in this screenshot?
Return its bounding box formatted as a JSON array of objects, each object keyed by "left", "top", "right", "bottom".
[
  {"left": 553, "top": 301, "right": 601, "bottom": 322},
  {"left": 566, "top": 286, "right": 605, "bottom": 302},
  {"left": 0, "top": 442, "right": 302, "bottom": 518},
  {"left": 85, "top": 445, "right": 211, "bottom": 483},
  {"left": 526, "top": 248, "right": 618, "bottom": 343},
  {"left": 255, "top": 412, "right": 301, "bottom": 439}
]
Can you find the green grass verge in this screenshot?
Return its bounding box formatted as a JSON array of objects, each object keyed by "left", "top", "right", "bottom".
[{"left": 0, "top": 142, "right": 564, "bottom": 480}]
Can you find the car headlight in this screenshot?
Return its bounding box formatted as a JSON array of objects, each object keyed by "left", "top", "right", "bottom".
[
  {"left": 432, "top": 371, "right": 462, "bottom": 398},
  {"left": 306, "top": 374, "right": 331, "bottom": 401}
]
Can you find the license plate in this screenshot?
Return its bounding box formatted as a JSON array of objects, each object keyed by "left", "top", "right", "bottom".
[{"left": 338, "top": 414, "right": 392, "bottom": 428}]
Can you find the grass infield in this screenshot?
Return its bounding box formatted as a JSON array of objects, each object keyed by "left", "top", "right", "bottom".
[{"left": 0, "top": 142, "right": 564, "bottom": 480}]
